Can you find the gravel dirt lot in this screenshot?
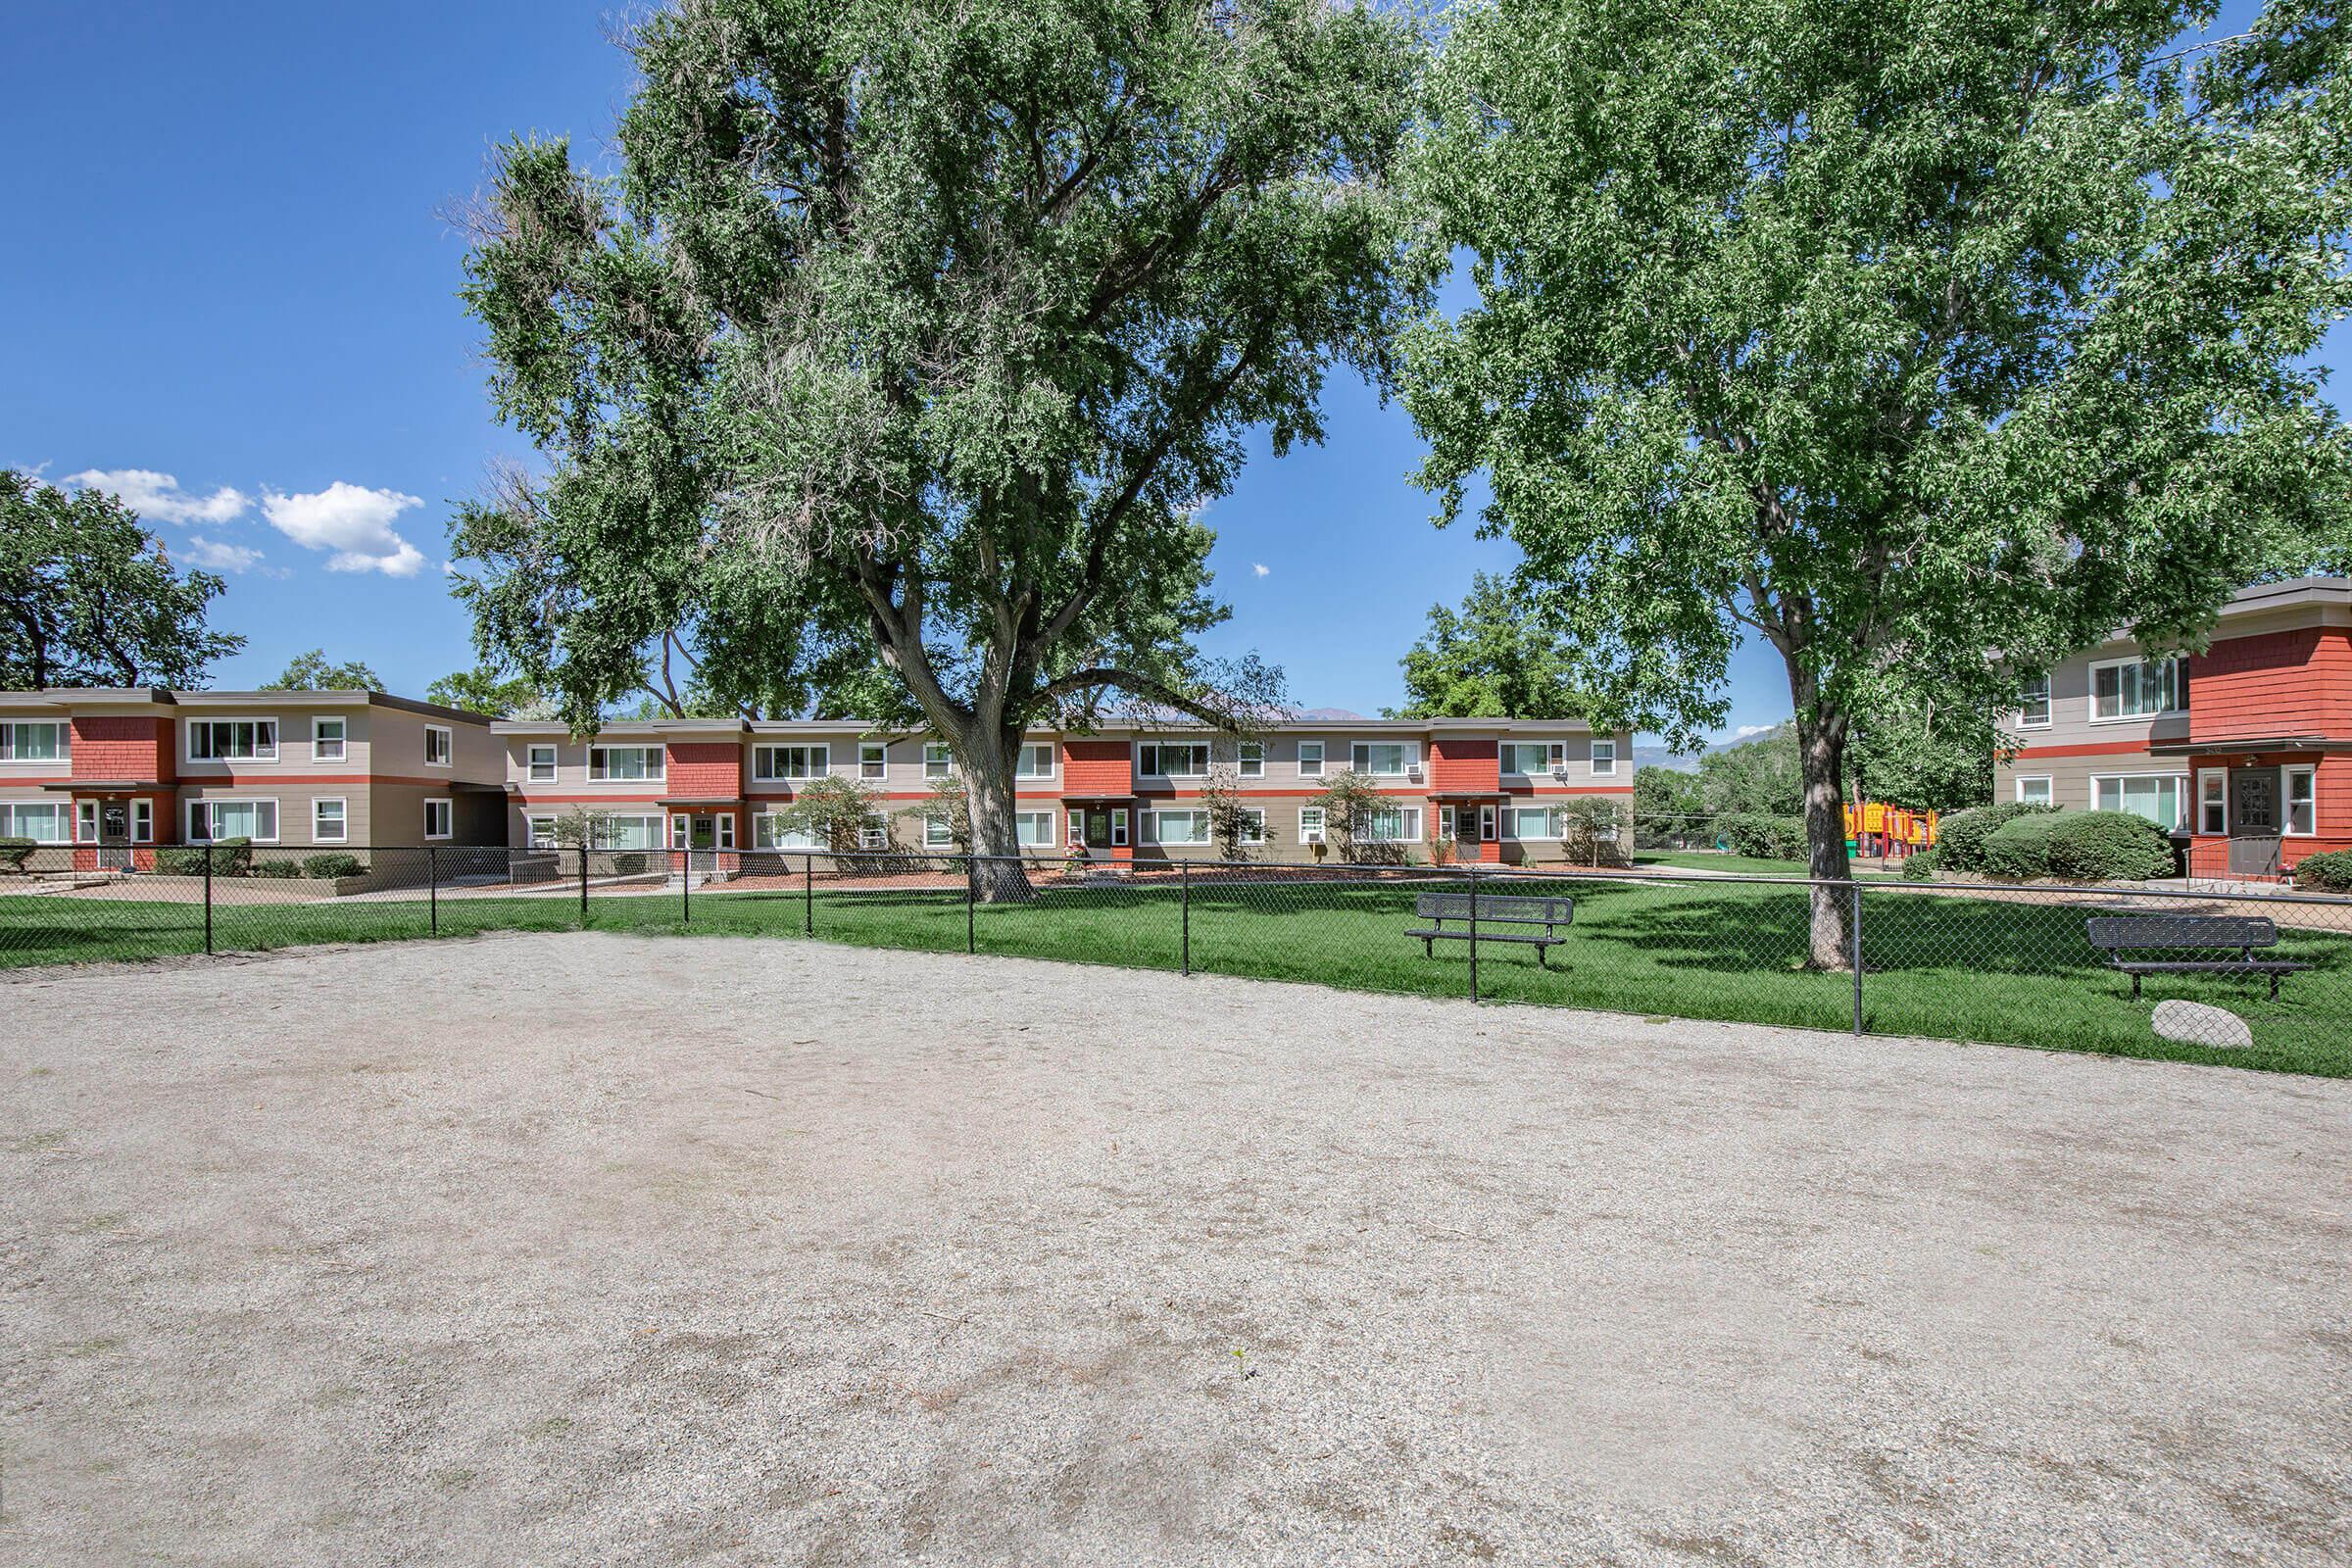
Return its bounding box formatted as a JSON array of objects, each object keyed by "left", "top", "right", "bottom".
[{"left": 3, "top": 932, "right": 2348, "bottom": 1567}]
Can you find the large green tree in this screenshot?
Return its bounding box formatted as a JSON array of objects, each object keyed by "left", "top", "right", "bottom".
[
  {"left": 454, "top": 0, "right": 1422, "bottom": 898},
  {"left": 1403, "top": 0, "right": 2350, "bottom": 963},
  {"left": 1387, "top": 570, "right": 1587, "bottom": 718},
  {"left": 424, "top": 665, "right": 553, "bottom": 718},
  {"left": 262, "top": 649, "right": 385, "bottom": 691},
  {"left": 1847, "top": 698, "right": 2000, "bottom": 814},
  {"left": 1, "top": 471, "right": 245, "bottom": 690}
]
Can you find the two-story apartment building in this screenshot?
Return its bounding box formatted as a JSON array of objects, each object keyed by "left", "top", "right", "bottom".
[
  {"left": 492, "top": 714, "right": 1635, "bottom": 866},
  {"left": 1996, "top": 577, "right": 2352, "bottom": 879},
  {"left": 0, "top": 688, "right": 506, "bottom": 864}
]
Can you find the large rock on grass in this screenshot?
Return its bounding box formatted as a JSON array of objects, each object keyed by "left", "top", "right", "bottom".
[{"left": 2151, "top": 999, "right": 2253, "bottom": 1050}]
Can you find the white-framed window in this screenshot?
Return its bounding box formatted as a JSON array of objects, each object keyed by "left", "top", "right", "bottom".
[
  {"left": 312, "top": 716, "right": 346, "bottom": 762},
  {"left": 526, "top": 744, "right": 558, "bottom": 782},
  {"left": 0, "top": 720, "right": 70, "bottom": 761},
  {"left": 1479, "top": 803, "right": 1497, "bottom": 841},
  {"left": 2, "top": 802, "right": 69, "bottom": 842},
  {"left": 1510, "top": 806, "right": 1560, "bottom": 840},
  {"left": 2016, "top": 776, "right": 2053, "bottom": 807},
  {"left": 525, "top": 814, "right": 558, "bottom": 848},
  {"left": 1142, "top": 808, "right": 1210, "bottom": 846},
  {"left": 2018, "top": 675, "right": 2051, "bottom": 729},
  {"left": 1014, "top": 809, "right": 1054, "bottom": 848},
  {"left": 859, "top": 742, "right": 887, "bottom": 780},
  {"left": 424, "top": 724, "right": 453, "bottom": 767},
  {"left": 715, "top": 814, "right": 735, "bottom": 850},
  {"left": 1361, "top": 805, "right": 1422, "bottom": 843},
  {"left": 923, "top": 812, "right": 956, "bottom": 850},
  {"left": 132, "top": 800, "right": 152, "bottom": 842},
  {"left": 2093, "top": 773, "right": 2188, "bottom": 830},
  {"left": 1590, "top": 738, "right": 1617, "bottom": 776},
  {"left": 858, "top": 815, "right": 889, "bottom": 850},
  {"left": 188, "top": 799, "right": 278, "bottom": 842},
  {"left": 1297, "top": 741, "right": 1325, "bottom": 777},
  {"left": 2285, "top": 765, "right": 2316, "bottom": 837},
  {"left": 2197, "top": 769, "right": 2227, "bottom": 835},
  {"left": 187, "top": 718, "right": 276, "bottom": 762},
  {"left": 1014, "top": 743, "right": 1054, "bottom": 780},
  {"left": 314, "top": 798, "right": 347, "bottom": 842},
  {"left": 1350, "top": 741, "right": 1412, "bottom": 777},
  {"left": 1236, "top": 806, "right": 1266, "bottom": 845},
  {"left": 754, "top": 744, "right": 829, "bottom": 781},
  {"left": 588, "top": 745, "right": 663, "bottom": 781},
  {"left": 670, "top": 813, "right": 691, "bottom": 850},
  {"left": 2090, "top": 658, "right": 2183, "bottom": 722},
  {"left": 76, "top": 800, "right": 97, "bottom": 842},
  {"left": 1137, "top": 741, "right": 1210, "bottom": 778},
  {"left": 1298, "top": 806, "right": 1327, "bottom": 845},
  {"left": 1499, "top": 742, "right": 1556, "bottom": 776},
  {"left": 1238, "top": 741, "right": 1264, "bottom": 778},
  {"left": 924, "top": 743, "right": 955, "bottom": 779},
  {"left": 588, "top": 813, "right": 662, "bottom": 851},
  {"left": 423, "top": 799, "right": 453, "bottom": 840},
  {"left": 1111, "top": 808, "right": 1128, "bottom": 847},
  {"left": 756, "top": 813, "right": 819, "bottom": 850}
]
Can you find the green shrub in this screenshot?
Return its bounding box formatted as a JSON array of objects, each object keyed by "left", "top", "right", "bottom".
[
  {"left": 303, "top": 853, "right": 364, "bottom": 880},
  {"left": 250, "top": 858, "right": 303, "bottom": 879},
  {"left": 155, "top": 838, "right": 253, "bottom": 876},
  {"left": 208, "top": 836, "right": 254, "bottom": 875},
  {"left": 1935, "top": 801, "right": 2057, "bottom": 872},
  {"left": 1980, "top": 811, "right": 2067, "bottom": 880},
  {"left": 154, "top": 846, "right": 207, "bottom": 875},
  {"left": 0, "top": 836, "right": 35, "bottom": 872},
  {"left": 2294, "top": 849, "right": 2352, "bottom": 893},
  {"left": 1901, "top": 847, "right": 1940, "bottom": 881},
  {"left": 1721, "top": 812, "right": 1806, "bottom": 859},
  {"left": 2043, "top": 810, "right": 2176, "bottom": 881}
]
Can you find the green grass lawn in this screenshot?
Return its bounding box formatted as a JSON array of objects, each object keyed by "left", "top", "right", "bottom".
[
  {"left": 4, "top": 875, "right": 2346, "bottom": 1077},
  {"left": 1633, "top": 850, "right": 1816, "bottom": 875}
]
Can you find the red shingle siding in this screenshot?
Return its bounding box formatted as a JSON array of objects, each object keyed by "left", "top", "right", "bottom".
[
  {"left": 1061, "top": 740, "right": 1131, "bottom": 796},
  {"left": 665, "top": 741, "right": 743, "bottom": 800},
  {"left": 1428, "top": 736, "right": 1498, "bottom": 794},
  {"left": 2188, "top": 629, "right": 2352, "bottom": 743},
  {"left": 71, "top": 715, "right": 173, "bottom": 783}
]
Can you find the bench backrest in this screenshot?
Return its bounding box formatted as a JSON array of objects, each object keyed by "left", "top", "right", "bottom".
[
  {"left": 1414, "top": 891, "right": 1575, "bottom": 925},
  {"left": 2084, "top": 914, "right": 2278, "bottom": 953}
]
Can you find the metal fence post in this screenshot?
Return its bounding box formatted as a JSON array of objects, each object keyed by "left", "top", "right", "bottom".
[
  {"left": 682, "top": 848, "right": 691, "bottom": 925},
  {"left": 1851, "top": 881, "right": 1865, "bottom": 1037},
  {"left": 966, "top": 855, "right": 977, "bottom": 954},
  {"left": 1466, "top": 862, "right": 1479, "bottom": 1003},
  {"left": 578, "top": 846, "right": 589, "bottom": 924},
  {"left": 203, "top": 842, "right": 214, "bottom": 956},
  {"left": 1181, "top": 858, "right": 1191, "bottom": 976},
  {"left": 804, "top": 852, "right": 814, "bottom": 936},
  {"left": 429, "top": 844, "right": 438, "bottom": 937}
]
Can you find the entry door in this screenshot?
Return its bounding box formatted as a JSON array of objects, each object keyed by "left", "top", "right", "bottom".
[
  {"left": 2229, "top": 768, "right": 2281, "bottom": 877},
  {"left": 98, "top": 803, "right": 131, "bottom": 869},
  {"left": 1085, "top": 809, "right": 1111, "bottom": 850},
  {"left": 690, "top": 814, "right": 717, "bottom": 851}
]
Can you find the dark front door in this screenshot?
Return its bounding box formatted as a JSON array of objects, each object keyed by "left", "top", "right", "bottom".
[
  {"left": 1085, "top": 809, "right": 1111, "bottom": 851},
  {"left": 2229, "top": 768, "right": 2281, "bottom": 877},
  {"left": 98, "top": 802, "right": 130, "bottom": 870}
]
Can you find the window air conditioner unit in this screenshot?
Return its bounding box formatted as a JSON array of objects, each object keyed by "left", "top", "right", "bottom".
[{"left": 1406, "top": 762, "right": 1423, "bottom": 781}]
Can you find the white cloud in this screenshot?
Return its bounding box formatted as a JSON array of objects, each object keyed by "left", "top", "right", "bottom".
[
  {"left": 261, "top": 482, "right": 427, "bottom": 577},
  {"left": 1252, "top": 563, "right": 1271, "bottom": 578},
  {"left": 68, "top": 468, "right": 249, "bottom": 525},
  {"left": 1734, "top": 723, "right": 1775, "bottom": 739},
  {"left": 182, "top": 536, "right": 266, "bottom": 573}
]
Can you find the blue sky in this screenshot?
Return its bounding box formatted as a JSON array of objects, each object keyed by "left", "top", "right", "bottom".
[{"left": 1, "top": 1, "right": 2327, "bottom": 751}]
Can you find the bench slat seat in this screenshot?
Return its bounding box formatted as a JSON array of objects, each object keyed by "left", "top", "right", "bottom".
[
  {"left": 2083, "top": 915, "right": 2311, "bottom": 1001},
  {"left": 1407, "top": 891, "right": 1574, "bottom": 967}
]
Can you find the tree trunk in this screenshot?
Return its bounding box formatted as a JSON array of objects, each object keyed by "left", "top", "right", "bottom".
[
  {"left": 1786, "top": 666, "right": 1855, "bottom": 971},
  {"left": 955, "top": 719, "right": 1035, "bottom": 904}
]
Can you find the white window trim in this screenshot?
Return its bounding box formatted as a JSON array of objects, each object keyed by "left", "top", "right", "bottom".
[
  {"left": 1480, "top": 803, "right": 1498, "bottom": 842},
  {"left": 2087, "top": 656, "right": 2183, "bottom": 725},
  {"left": 859, "top": 742, "right": 888, "bottom": 780},
  {"left": 587, "top": 744, "right": 665, "bottom": 783},
  {"left": 132, "top": 799, "right": 153, "bottom": 843},
  {"left": 186, "top": 798, "right": 280, "bottom": 843},
  {"left": 922, "top": 812, "right": 956, "bottom": 850},
  {"left": 1237, "top": 741, "right": 1264, "bottom": 779},
  {"left": 525, "top": 814, "right": 558, "bottom": 848},
  {"left": 923, "top": 743, "right": 956, "bottom": 779},
  {"left": 1348, "top": 739, "right": 1418, "bottom": 778},
  {"left": 1589, "top": 738, "right": 1617, "bottom": 776},
  {"left": 2090, "top": 772, "right": 2189, "bottom": 829},
  {"left": 1298, "top": 805, "right": 1327, "bottom": 845},
  {"left": 2017, "top": 674, "right": 2052, "bottom": 730},
  {"left": 312, "top": 716, "right": 347, "bottom": 763},
  {"left": 2015, "top": 775, "right": 2054, "bottom": 807},
  {"left": 525, "top": 744, "right": 558, "bottom": 783},
  {"left": 753, "top": 743, "right": 831, "bottom": 782},
  {"left": 1297, "top": 741, "right": 1326, "bottom": 777},
  {"left": 1508, "top": 806, "right": 1562, "bottom": 841},
  {"left": 2, "top": 801, "right": 72, "bottom": 843},
  {"left": 1014, "top": 808, "right": 1056, "bottom": 849},
  {"left": 424, "top": 724, "right": 454, "bottom": 769},
  {"left": 1142, "top": 807, "right": 1211, "bottom": 847},
  {"left": 1134, "top": 740, "right": 1211, "bottom": 779},
  {"left": 1014, "top": 743, "right": 1056, "bottom": 781},
  {"left": 77, "top": 800, "right": 97, "bottom": 842},
  {"left": 2196, "top": 768, "right": 2228, "bottom": 835},
  {"left": 1236, "top": 806, "right": 1266, "bottom": 846},
  {"left": 423, "top": 798, "right": 454, "bottom": 841},
  {"left": 2284, "top": 764, "right": 2317, "bottom": 837},
  {"left": 0, "top": 719, "right": 73, "bottom": 763},
  {"left": 185, "top": 716, "right": 279, "bottom": 764},
  {"left": 1359, "top": 804, "right": 1423, "bottom": 843},
  {"left": 1111, "top": 808, "right": 1129, "bottom": 848},
  {"left": 313, "top": 797, "right": 348, "bottom": 843}
]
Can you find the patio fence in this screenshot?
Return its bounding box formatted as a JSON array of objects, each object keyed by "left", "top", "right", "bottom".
[{"left": 2, "top": 844, "right": 2347, "bottom": 1068}]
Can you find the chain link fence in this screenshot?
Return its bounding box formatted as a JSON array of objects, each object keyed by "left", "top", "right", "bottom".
[{"left": 3, "top": 844, "right": 2345, "bottom": 1072}]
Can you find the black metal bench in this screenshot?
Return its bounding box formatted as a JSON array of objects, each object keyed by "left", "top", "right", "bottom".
[
  {"left": 2083, "top": 915, "right": 2310, "bottom": 1001},
  {"left": 1407, "top": 891, "right": 1574, "bottom": 966}
]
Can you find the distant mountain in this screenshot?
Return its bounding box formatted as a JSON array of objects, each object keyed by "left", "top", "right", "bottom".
[{"left": 1634, "top": 720, "right": 1794, "bottom": 773}]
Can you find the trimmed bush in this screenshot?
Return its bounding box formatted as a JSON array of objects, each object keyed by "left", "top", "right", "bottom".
[
  {"left": 1900, "top": 847, "right": 1940, "bottom": 881},
  {"left": 303, "top": 853, "right": 365, "bottom": 880},
  {"left": 209, "top": 836, "right": 254, "bottom": 875},
  {"left": 2043, "top": 810, "right": 2175, "bottom": 881},
  {"left": 1935, "top": 801, "right": 2057, "bottom": 873},
  {"left": 250, "top": 858, "right": 303, "bottom": 879},
  {"left": 2294, "top": 849, "right": 2352, "bottom": 893},
  {"left": 154, "top": 846, "right": 207, "bottom": 875},
  {"left": 0, "top": 837, "right": 35, "bottom": 872},
  {"left": 155, "top": 838, "right": 253, "bottom": 876},
  {"left": 1721, "top": 812, "right": 1806, "bottom": 859},
  {"left": 1980, "top": 811, "right": 2068, "bottom": 880}
]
